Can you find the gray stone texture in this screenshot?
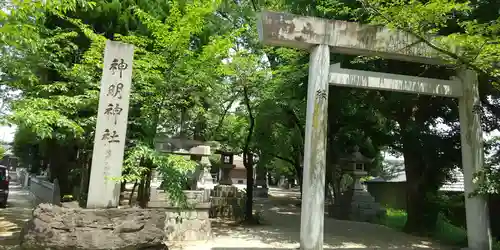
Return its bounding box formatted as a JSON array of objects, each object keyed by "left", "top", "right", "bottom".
[
  {"left": 349, "top": 190, "right": 386, "bottom": 222},
  {"left": 328, "top": 188, "right": 386, "bottom": 222},
  {"left": 164, "top": 209, "right": 211, "bottom": 242},
  {"left": 209, "top": 185, "right": 246, "bottom": 220},
  {"left": 148, "top": 189, "right": 212, "bottom": 242},
  {"left": 19, "top": 203, "right": 167, "bottom": 250}
]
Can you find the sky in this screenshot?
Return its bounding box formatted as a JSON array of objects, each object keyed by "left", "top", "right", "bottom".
[{"left": 0, "top": 125, "right": 15, "bottom": 142}]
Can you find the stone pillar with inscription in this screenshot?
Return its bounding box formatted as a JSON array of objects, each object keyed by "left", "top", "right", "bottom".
[{"left": 87, "top": 40, "right": 134, "bottom": 208}]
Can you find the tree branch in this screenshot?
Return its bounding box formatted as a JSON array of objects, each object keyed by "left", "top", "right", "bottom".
[
  {"left": 266, "top": 152, "right": 296, "bottom": 166},
  {"left": 211, "top": 93, "right": 239, "bottom": 138},
  {"left": 280, "top": 103, "right": 305, "bottom": 143},
  {"left": 242, "top": 85, "right": 255, "bottom": 167},
  {"left": 359, "top": 0, "right": 500, "bottom": 83}
]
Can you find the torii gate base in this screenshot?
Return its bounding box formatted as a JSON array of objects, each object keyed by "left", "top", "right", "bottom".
[{"left": 257, "top": 10, "right": 492, "bottom": 250}]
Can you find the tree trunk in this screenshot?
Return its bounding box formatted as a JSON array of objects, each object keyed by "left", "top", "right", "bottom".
[
  {"left": 242, "top": 85, "right": 255, "bottom": 222},
  {"left": 292, "top": 145, "right": 303, "bottom": 196},
  {"left": 402, "top": 137, "right": 439, "bottom": 235},
  {"left": 244, "top": 153, "right": 254, "bottom": 221},
  {"left": 144, "top": 166, "right": 152, "bottom": 204},
  {"left": 47, "top": 140, "right": 73, "bottom": 198},
  {"left": 29, "top": 144, "right": 42, "bottom": 174},
  {"left": 137, "top": 176, "right": 146, "bottom": 207},
  {"left": 295, "top": 162, "right": 303, "bottom": 196},
  {"left": 78, "top": 147, "right": 92, "bottom": 207}
]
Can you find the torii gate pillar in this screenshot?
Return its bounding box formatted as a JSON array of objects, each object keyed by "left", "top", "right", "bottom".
[
  {"left": 458, "top": 69, "right": 491, "bottom": 250},
  {"left": 258, "top": 10, "right": 491, "bottom": 250},
  {"left": 300, "top": 44, "right": 330, "bottom": 250}
]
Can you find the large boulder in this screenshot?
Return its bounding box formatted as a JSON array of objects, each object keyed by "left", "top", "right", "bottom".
[{"left": 20, "top": 203, "right": 167, "bottom": 250}]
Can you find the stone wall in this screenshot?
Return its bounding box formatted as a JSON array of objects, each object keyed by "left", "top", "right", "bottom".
[
  {"left": 164, "top": 205, "right": 211, "bottom": 241},
  {"left": 20, "top": 204, "right": 167, "bottom": 250},
  {"left": 210, "top": 185, "right": 246, "bottom": 220},
  {"left": 149, "top": 189, "right": 212, "bottom": 242},
  {"left": 29, "top": 176, "right": 60, "bottom": 206}
]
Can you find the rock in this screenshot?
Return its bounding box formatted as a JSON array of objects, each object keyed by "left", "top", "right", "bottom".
[
  {"left": 20, "top": 203, "right": 168, "bottom": 250},
  {"left": 61, "top": 201, "right": 80, "bottom": 209}
]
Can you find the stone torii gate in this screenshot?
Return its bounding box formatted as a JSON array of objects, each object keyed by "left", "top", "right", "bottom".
[{"left": 257, "top": 11, "right": 491, "bottom": 250}]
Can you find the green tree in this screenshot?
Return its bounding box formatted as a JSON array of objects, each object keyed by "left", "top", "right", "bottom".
[{"left": 1, "top": 0, "right": 240, "bottom": 206}]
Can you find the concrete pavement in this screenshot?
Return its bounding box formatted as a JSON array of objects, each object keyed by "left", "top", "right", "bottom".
[{"left": 0, "top": 180, "right": 34, "bottom": 248}]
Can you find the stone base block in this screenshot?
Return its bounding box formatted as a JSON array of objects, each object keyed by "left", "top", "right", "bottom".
[
  {"left": 209, "top": 197, "right": 246, "bottom": 220},
  {"left": 164, "top": 206, "right": 212, "bottom": 242},
  {"left": 209, "top": 185, "right": 246, "bottom": 220},
  {"left": 328, "top": 189, "right": 385, "bottom": 223},
  {"left": 210, "top": 185, "right": 244, "bottom": 198},
  {"left": 352, "top": 190, "right": 376, "bottom": 203},
  {"left": 20, "top": 203, "right": 167, "bottom": 250},
  {"left": 149, "top": 189, "right": 210, "bottom": 208}
]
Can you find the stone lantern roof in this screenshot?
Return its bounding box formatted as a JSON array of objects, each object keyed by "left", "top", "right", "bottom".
[
  {"left": 154, "top": 134, "right": 219, "bottom": 156},
  {"left": 339, "top": 146, "right": 374, "bottom": 164}
]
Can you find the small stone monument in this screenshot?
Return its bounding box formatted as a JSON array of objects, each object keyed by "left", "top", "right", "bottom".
[
  {"left": 253, "top": 167, "right": 268, "bottom": 198},
  {"left": 329, "top": 146, "right": 385, "bottom": 222}
]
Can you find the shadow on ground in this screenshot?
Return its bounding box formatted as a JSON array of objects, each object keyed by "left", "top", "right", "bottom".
[
  {"left": 0, "top": 182, "right": 33, "bottom": 247},
  {"left": 208, "top": 190, "right": 451, "bottom": 250}
]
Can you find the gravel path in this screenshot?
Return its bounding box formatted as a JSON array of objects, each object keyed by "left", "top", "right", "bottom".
[
  {"left": 0, "top": 181, "right": 34, "bottom": 249},
  {"left": 174, "top": 188, "right": 452, "bottom": 250}
]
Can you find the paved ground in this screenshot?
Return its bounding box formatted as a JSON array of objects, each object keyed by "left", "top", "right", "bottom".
[
  {"left": 175, "top": 188, "right": 453, "bottom": 250},
  {"left": 0, "top": 180, "right": 33, "bottom": 249}
]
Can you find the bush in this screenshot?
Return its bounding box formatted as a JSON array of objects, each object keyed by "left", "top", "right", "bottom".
[
  {"left": 380, "top": 208, "right": 467, "bottom": 246},
  {"left": 437, "top": 192, "right": 466, "bottom": 229}
]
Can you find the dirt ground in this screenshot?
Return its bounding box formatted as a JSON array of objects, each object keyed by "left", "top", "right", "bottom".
[{"left": 174, "top": 188, "right": 453, "bottom": 250}]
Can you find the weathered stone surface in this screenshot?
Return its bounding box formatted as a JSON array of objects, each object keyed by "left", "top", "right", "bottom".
[
  {"left": 257, "top": 11, "right": 444, "bottom": 64},
  {"left": 20, "top": 203, "right": 167, "bottom": 250},
  {"left": 149, "top": 190, "right": 210, "bottom": 208},
  {"left": 148, "top": 189, "right": 212, "bottom": 243},
  {"left": 209, "top": 185, "right": 246, "bottom": 220},
  {"left": 328, "top": 189, "right": 385, "bottom": 223},
  {"left": 164, "top": 208, "right": 211, "bottom": 242}
]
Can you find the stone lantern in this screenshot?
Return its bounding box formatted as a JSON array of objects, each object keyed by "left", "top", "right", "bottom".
[
  {"left": 152, "top": 135, "right": 215, "bottom": 190},
  {"left": 221, "top": 152, "right": 233, "bottom": 165},
  {"left": 336, "top": 146, "right": 385, "bottom": 222},
  {"left": 341, "top": 145, "right": 372, "bottom": 193},
  {"left": 218, "top": 151, "right": 235, "bottom": 185},
  {"left": 189, "top": 145, "right": 214, "bottom": 190}
]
